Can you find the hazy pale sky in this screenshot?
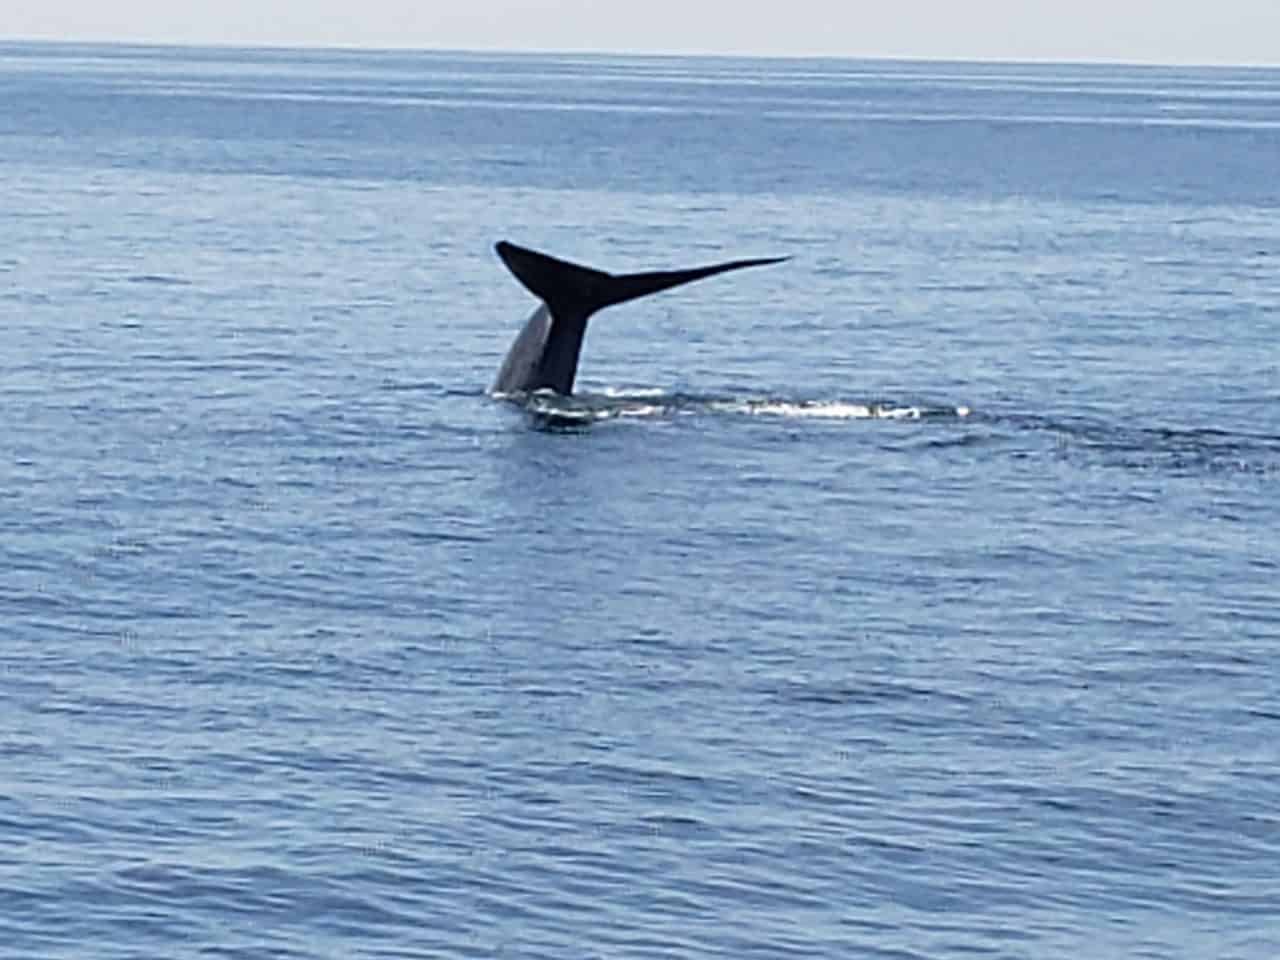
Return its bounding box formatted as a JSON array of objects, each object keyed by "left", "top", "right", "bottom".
[{"left": 8, "top": 1, "right": 1280, "bottom": 66}]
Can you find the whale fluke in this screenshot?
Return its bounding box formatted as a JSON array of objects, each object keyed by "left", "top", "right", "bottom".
[{"left": 491, "top": 241, "right": 787, "bottom": 396}]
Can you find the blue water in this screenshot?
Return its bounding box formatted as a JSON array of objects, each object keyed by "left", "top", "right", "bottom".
[{"left": 3, "top": 41, "right": 1279, "bottom": 958}]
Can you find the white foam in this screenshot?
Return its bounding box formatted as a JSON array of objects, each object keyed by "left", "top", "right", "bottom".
[
  {"left": 614, "top": 404, "right": 669, "bottom": 418},
  {"left": 597, "top": 386, "right": 670, "bottom": 399},
  {"left": 715, "top": 400, "right": 971, "bottom": 420},
  {"left": 504, "top": 390, "right": 972, "bottom": 424},
  {"left": 741, "top": 400, "right": 877, "bottom": 419}
]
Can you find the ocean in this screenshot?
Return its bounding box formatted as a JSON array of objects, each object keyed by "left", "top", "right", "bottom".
[{"left": 2, "top": 41, "right": 1278, "bottom": 958}]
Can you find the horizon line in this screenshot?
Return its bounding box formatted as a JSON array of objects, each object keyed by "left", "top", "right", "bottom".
[{"left": 3, "top": 34, "right": 1278, "bottom": 71}]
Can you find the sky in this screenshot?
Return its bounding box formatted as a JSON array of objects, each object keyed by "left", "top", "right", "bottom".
[{"left": 7, "top": 0, "right": 1280, "bottom": 66}]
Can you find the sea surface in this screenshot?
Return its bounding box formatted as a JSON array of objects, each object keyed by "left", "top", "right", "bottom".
[{"left": 2, "top": 41, "right": 1279, "bottom": 959}]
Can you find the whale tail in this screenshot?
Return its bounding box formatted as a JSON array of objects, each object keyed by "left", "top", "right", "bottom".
[
  {"left": 493, "top": 241, "right": 787, "bottom": 395},
  {"left": 496, "top": 241, "right": 787, "bottom": 322}
]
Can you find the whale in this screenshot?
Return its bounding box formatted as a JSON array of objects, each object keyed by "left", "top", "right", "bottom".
[{"left": 490, "top": 241, "right": 787, "bottom": 397}]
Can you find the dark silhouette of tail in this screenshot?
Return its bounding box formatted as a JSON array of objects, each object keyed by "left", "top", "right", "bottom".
[
  {"left": 496, "top": 241, "right": 787, "bottom": 323},
  {"left": 493, "top": 241, "right": 787, "bottom": 395}
]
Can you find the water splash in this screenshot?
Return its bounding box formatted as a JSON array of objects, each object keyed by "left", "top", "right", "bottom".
[{"left": 504, "top": 389, "right": 973, "bottom": 426}]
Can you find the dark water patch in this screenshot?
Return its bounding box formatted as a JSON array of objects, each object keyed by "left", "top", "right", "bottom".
[
  {"left": 123, "top": 273, "right": 192, "bottom": 286},
  {"left": 764, "top": 677, "right": 977, "bottom": 710},
  {"left": 379, "top": 379, "right": 449, "bottom": 393},
  {"left": 998, "top": 412, "right": 1280, "bottom": 474}
]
